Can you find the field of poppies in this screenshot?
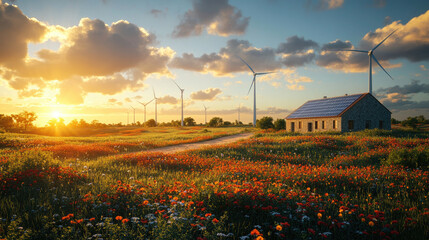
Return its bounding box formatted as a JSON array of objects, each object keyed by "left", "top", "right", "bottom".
[{"left": 0, "top": 128, "right": 428, "bottom": 239}]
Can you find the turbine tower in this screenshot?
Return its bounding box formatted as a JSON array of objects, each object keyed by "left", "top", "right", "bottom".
[
  {"left": 152, "top": 87, "right": 158, "bottom": 126},
  {"left": 137, "top": 99, "right": 154, "bottom": 124},
  {"left": 130, "top": 105, "right": 136, "bottom": 124},
  {"left": 171, "top": 80, "right": 185, "bottom": 127},
  {"left": 203, "top": 104, "right": 208, "bottom": 125},
  {"left": 332, "top": 30, "right": 396, "bottom": 94},
  {"left": 239, "top": 56, "right": 273, "bottom": 127}
]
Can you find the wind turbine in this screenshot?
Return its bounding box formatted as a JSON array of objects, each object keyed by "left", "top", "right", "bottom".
[
  {"left": 203, "top": 104, "right": 208, "bottom": 125},
  {"left": 171, "top": 80, "right": 184, "bottom": 127},
  {"left": 130, "top": 105, "right": 136, "bottom": 124},
  {"left": 152, "top": 87, "right": 158, "bottom": 126},
  {"left": 331, "top": 30, "right": 396, "bottom": 94},
  {"left": 239, "top": 56, "right": 273, "bottom": 127},
  {"left": 137, "top": 99, "right": 155, "bottom": 124}
]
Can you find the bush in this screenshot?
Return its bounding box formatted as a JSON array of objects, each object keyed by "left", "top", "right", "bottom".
[
  {"left": 3, "top": 150, "right": 59, "bottom": 175},
  {"left": 274, "top": 119, "right": 286, "bottom": 130},
  {"left": 256, "top": 116, "right": 274, "bottom": 129},
  {"left": 382, "top": 148, "right": 429, "bottom": 169},
  {"left": 208, "top": 117, "right": 223, "bottom": 127},
  {"left": 145, "top": 119, "right": 157, "bottom": 127}
]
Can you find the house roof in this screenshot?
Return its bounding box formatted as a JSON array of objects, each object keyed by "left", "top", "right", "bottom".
[{"left": 286, "top": 93, "right": 366, "bottom": 119}]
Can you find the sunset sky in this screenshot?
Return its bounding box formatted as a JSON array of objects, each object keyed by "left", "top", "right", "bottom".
[{"left": 1, "top": 0, "right": 428, "bottom": 126}]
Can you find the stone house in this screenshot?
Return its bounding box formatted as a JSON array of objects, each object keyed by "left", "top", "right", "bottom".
[{"left": 285, "top": 93, "right": 391, "bottom": 133}]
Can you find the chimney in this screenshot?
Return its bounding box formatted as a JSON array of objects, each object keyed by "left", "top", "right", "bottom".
[
  {"left": 345, "top": 94, "right": 348, "bottom": 96},
  {"left": 323, "top": 96, "right": 327, "bottom": 99}
]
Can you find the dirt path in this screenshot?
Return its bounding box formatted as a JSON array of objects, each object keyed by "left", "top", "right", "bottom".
[{"left": 145, "top": 132, "right": 253, "bottom": 154}]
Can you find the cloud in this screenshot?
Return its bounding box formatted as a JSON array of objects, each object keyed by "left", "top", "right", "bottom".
[
  {"left": 0, "top": 2, "right": 47, "bottom": 66},
  {"left": 376, "top": 80, "right": 429, "bottom": 111},
  {"left": 56, "top": 77, "right": 85, "bottom": 105},
  {"left": 8, "top": 18, "right": 174, "bottom": 80},
  {"left": 377, "top": 80, "right": 429, "bottom": 95},
  {"left": 384, "top": 16, "right": 392, "bottom": 26},
  {"left": 317, "top": 10, "right": 429, "bottom": 72},
  {"left": 170, "top": 39, "right": 281, "bottom": 76},
  {"left": 190, "top": 88, "right": 222, "bottom": 101},
  {"left": 306, "top": 0, "right": 344, "bottom": 10},
  {"left": 150, "top": 9, "right": 165, "bottom": 17},
  {"left": 277, "top": 36, "right": 319, "bottom": 54},
  {"left": 82, "top": 73, "right": 144, "bottom": 95},
  {"left": 157, "top": 95, "right": 178, "bottom": 105},
  {"left": 172, "top": 0, "right": 249, "bottom": 38}
]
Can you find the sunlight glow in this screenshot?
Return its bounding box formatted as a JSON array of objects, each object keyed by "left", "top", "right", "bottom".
[{"left": 52, "top": 111, "right": 62, "bottom": 119}]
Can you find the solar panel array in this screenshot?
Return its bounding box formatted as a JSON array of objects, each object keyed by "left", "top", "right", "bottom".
[{"left": 287, "top": 94, "right": 363, "bottom": 119}]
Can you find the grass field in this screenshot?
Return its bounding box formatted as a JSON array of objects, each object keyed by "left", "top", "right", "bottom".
[{"left": 0, "top": 128, "right": 428, "bottom": 239}]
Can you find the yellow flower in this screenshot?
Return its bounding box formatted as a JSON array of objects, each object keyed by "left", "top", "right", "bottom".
[
  {"left": 276, "top": 225, "right": 282, "bottom": 231},
  {"left": 338, "top": 213, "right": 343, "bottom": 218},
  {"left": 317, "top": 213, "right": 322, "bottom": 219},
  {"left": 256, "top": 236, "right": 264, "bottom": 240}
]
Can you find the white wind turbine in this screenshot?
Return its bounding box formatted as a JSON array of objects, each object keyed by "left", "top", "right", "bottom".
[
  {"left": 152, "top": 87, "right": 158, "bottom": 126},
  {"left": 203, "top": 104, "right": 208, "bottom": 125},
  {"left": 137, "top": 99, "right": 154, "bottom": 124},
  {"left": 171, "top": 80, "right": 184, "bottom": 127},
  {"left": 239, "top": 56, "right": 273, "bottom": 127},
  {"left": 130, "top": 105, "right": 136, "bottom": 124},
  {"left": 332, "top": 30, "right": 396, "bottom": 94}
]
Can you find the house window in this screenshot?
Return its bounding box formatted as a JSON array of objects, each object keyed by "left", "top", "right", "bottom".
[
  {"left": 322, "top": 121, "right": 325, "bottom": 129},
  {"left": 379, "top": 120, "right": 383, "bottom": 129},
  {"left": 299, "top": 121, "right": 302, "bottom": 129},
  {"left": 315, "top": 121, "right": 318, "bottom": 130},
  {"left": 291, "top": 122, "right": 295, "bottom": 132},
  {"left": 333, "top": 120, "right": 337, "bottom": 129},
  {"left": 365, "top": 120, "right": 371, "bottom": 129},
  {"left": 308, "top": 122, "right": 312, "bottom": 132},
  {"left": 348, "top": 120, "right": 354, "bottom": 130}
]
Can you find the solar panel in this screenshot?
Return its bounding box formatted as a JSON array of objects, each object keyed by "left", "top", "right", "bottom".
[{"left": 287, "top": 94, "right": 363, "bottom": 119}]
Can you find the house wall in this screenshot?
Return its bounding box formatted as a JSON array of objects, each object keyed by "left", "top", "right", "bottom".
[
  {"left": 341, "top": 94, "right": 391, "bottom": 131},
  {"left": 286, "top": 117, "right": 342, "bottom": 133}
]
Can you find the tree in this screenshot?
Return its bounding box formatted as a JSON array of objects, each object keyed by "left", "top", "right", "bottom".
[
  {"left": 274, "top": 119, "right": 286, "bottom": 130},
  {"left": 145, "top": 119, "right": 156, "bottom": 127},
  {"left": 68, "top": 119, "right": 79, "bottom": 128},
  {"left": 208, "top": 117, "right": 223, "bottom": 127},
  {"left": 11, "top": 111, "right": 37, "bottom": 130},
  {"left": 0, "top": 114, "right": 14, "bottom": 129},
  {"left": 78, "top": 119, "right": 89, "bottom": 128},
  {"left": 401, "top": 117, "right": 418, "bottom": 129},
  {"left": 256, "top": 116, "right": 274, "bottom": 129},
  {"left": 391, "top": 118, "right": 400, "bottom": 124},
  {"left": 223, "top": 121, "right": 232, "bottom": 126},
  {"left": 184, "top": 117, "right": 196, "bottom": 126}
]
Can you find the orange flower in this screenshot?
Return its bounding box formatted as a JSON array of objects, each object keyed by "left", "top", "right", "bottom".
[
  {"left": 251, "top": 229, "right": 262, "bottom": 236},
  {"left": 115, "top": 216, "right": 123, "bottom": 221},
  {"left": 276, "top": 225, "right": 282, "bottom": 231},
  {"left": 317, "top": 213, "right": 322, "bottom": 219},
  {"left": 361, "top": 218, "right": 366, "bottom": 222},
  {"left": 212, "top": 218, "right": 219, "bottom": 224},
  {"left": 369, "top": 221, "right": 375, "bottom": 227},
  {"left": 256, "top": 236, "right": 264, "bottom": 240},
  {"left": 122, "top": 218, "right": 129, "bottom": 223}
]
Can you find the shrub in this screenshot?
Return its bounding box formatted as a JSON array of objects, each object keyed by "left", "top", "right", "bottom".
[
  {"left": 382, "top": 148, "right": 429, "bottom": 169},
  {"left": 3, "top": 150, "right": 59, "bottom": 175},
  {"left": 145, "top": 119, "right": 157, "bottom": 127},
  {"left": 256, "top": 116, "right": 274, "bottom": 129},
  {"left": 208, "top": 117, "right": 223, "bottom": 127},
  {"left": 274, "top": 119, "right": 286, "bottom": 130}
]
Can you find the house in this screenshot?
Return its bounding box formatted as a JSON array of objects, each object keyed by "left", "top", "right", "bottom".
[{"left": 285, "top": 93, "right": 391, "bottom": 133}]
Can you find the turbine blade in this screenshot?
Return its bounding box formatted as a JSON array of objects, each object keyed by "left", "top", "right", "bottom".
[
  {"left": 372, "top": 29, "right": 397, "bottom": 51},
  {"left": 146, "top": 98, "right": 154, "bottom": 105},
  {"left": 372, "top": 55, "right": 393, "bottom": 80},
  {"left": 171, "top": 79, "right": 183, "bottom": 91},
  {"left": 247, "top": 76, "right": 255, "bottom": 95},
  {"left": 137, "top": 101, "right": 144, "bottom": 106},
  {"left": 152, "top": 87, "right": 156, "bottom": 98},
  {"left": 238, "top": 56, "right": 255, "bottom": 74},
  {"left": 329, "top": 49, "right": 368, "bottom": 53},
  {"left": 256, "top": 71, "right": 274, "bottom": 75}
]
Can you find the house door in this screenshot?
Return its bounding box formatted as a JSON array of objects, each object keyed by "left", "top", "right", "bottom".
[
  {"left": 308, "top": 122, "right": 312, "bottom": 132},
  {"left": 291, "top": 122, "right": 295, "bottom": 132}
]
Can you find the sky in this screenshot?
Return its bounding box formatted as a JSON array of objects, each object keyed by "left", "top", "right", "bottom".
[{"left": 0, "top": 0, "right": 428, "bottom": 126}]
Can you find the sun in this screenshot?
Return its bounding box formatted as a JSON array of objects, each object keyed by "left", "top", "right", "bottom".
[{"left": 52, "top": 111, "right": 62, "bottom": 119}]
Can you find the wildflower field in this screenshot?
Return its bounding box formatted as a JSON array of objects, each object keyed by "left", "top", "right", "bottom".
[{"left": 0, "top": 128, "right": 428, "bottom": 239}]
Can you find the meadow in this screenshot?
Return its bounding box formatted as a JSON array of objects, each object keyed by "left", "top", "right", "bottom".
[{"left": 0, "top": 128, "right": 428, "bottom": 239}]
